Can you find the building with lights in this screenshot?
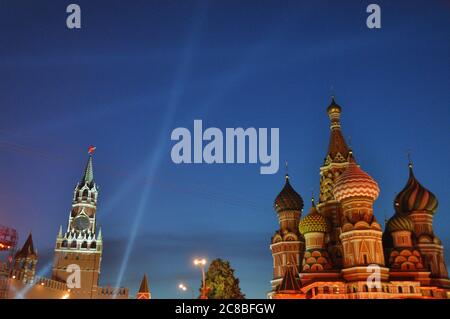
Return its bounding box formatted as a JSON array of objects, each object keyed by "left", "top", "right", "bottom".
[
  {"left": 0, "top": 153, "right": 147, "bottom": 299},
  {"left": 269, "top": 97, "right": 450, "bottom": 299}
]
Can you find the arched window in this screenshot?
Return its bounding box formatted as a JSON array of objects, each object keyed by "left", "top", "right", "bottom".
[
  {"left": 410, "top": 286, "right": 415, "bottom": 293},
  {"left": 71, "top": 240, "right": 77, "bottom": 248},
  {"left": 90, "top": 241, "right": 97, "bottom": 249},
  {"left": 363, "top": 285, "right": 368, "bottom": 292},
  {"left": 62, "top": 240, "right": 68, "bottom": 248},
  {"left": 82, "top": 189, "right": 89, "bottom": 199},
  {"left": 81, "top": 241, "right": 88, "bottom": 249},
  {"left": 353, "top": 286, "right": 357, "bottom": 293},
  {"left": 398, "top": 286, "right": 403, "bottom": 293}
]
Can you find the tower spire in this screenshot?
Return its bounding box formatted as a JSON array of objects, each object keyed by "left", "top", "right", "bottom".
[
  {"left": 81, "top": 155, "right": 94, "bottom": 184},
  {"left": 136, "top": 274, "right": 151, "bottom": 299},
  {"left": 324, "top": 96, "right": 350, "bottom": 163}
]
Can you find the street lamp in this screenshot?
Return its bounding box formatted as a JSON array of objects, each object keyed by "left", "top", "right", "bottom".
[
  {"left": 193, "top": 258, "right": 207, "bottom": 299},
  {"left": 178, "top": 283, "right": 195, "bottom": 299}
]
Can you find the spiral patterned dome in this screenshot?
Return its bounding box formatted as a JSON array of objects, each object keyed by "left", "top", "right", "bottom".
[
  {"left": 274, "top": 175, "right": 304, "bottom": 213},
  {"left": 333, "top": 153, "right": 380, "bottom": 202},
  {"left": 386, "top": 214, "right": 414, "bottom": 233},
  {"left": 299, "top": 205, "right": 330, "bottom": 235},
  {"left": 394, "top": 164, "right": 438, "bottom": 215}
]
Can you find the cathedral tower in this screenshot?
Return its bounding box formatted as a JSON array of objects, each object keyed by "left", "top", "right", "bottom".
[
  {"left": 12, "top": 233, "right": 38, "bottom": 283},
  {"left": 298, "top": 198, "right": 339, "bottom": 284},
  {"left": 383, "top": 213, "right": 430, "bottom": 285},
  {"left": 270, "top": 173, "right": 304, "bottom": 289},
  {"left": 51, "top": 151, "right": 103, "bottom": 298},
  {"left": 393, "top": 162, "right": 449, "bottom": 288},
  {"left": 333, "top": 152, "right": 388, "bottom": 282},
  {"left": 317, "top": 97, "right": 350, "bottom": 268}
]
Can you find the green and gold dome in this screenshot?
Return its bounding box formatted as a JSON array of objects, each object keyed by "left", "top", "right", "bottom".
[{"left": 299, "top": 202, "right": 330, "bottom": 235}]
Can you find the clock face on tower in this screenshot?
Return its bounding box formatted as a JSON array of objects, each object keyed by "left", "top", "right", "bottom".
[{"left": 73, "top": 215, "right": 90, "bottom": 231}]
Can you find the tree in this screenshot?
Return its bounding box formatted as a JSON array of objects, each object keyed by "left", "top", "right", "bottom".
[{"left": 201, "top": 258, "right": 245, "bottom": 299}]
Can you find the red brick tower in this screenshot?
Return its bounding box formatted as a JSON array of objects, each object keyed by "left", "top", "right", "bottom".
[{"left": 51, "top": 152, "right": 103, "bottom": 298}]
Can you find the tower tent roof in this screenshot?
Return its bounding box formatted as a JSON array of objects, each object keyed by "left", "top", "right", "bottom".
[
  {"left": 276, "top": 264, "right": 301, "bottom": 293},
  {"left": 81, "top": 155, "right": 94, "bottom": 185},
  {"left": 15, "top": 233, "right": 37, "bottom": 259},
  {"left": 138, "top": 274, "right": 150, "bottom": 294}
]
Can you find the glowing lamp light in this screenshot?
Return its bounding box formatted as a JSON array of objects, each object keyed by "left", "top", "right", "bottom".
[
  {"left": 178, "top": 283, "right": 187, "bottom": 291},
  {"left": 62, "top": 293, "right": 70, "bottom": 299},
  {"left": 193, "top": 258, "right": 207, "bottom": 266}
]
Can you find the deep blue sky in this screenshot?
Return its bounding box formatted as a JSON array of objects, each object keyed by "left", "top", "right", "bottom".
[{"left": 0, "top": 0, "right": 449, "bottom": 298}]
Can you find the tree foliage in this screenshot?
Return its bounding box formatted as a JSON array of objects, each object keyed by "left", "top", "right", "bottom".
[{"left": 201, "top": 258, "right": 245, "bottom": 299}]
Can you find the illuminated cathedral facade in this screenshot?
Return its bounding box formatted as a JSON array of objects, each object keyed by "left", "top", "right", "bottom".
[{"left": 269, "top": 98, "right": 450, "bottom": 299}]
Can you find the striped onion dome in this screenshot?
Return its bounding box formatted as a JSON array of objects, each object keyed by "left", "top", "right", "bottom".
[
  {"left": 274, "top": 175, "right": 304, "bottom": 213},
  {"left": 333, "top": 152, "right": 380, "bottom": 202},
  {"left": 394, "top": 163, "right": 438, "bottom": 215},
  {"left": 299, "top": 201, "right": 330, "bottom": 235},
  {"left": 386, "top": 214, "right": 414, "bottom": 233}
]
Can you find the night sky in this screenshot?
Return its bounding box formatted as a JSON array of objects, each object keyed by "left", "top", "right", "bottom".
[{"left": 0, "top": 0, "right": 449, "bottom": 298}]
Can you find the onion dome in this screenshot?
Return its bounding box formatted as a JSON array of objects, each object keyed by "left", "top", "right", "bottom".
[
  {"left": 299, "top": 199, "right": 330, "bottom": 235},
  {"left": 333, "top": 152, "right": 380, "bottom": 202},
  {"left": 274, "top": 174, "right": 304, "bottom": 213},
  {"left": 394, "top": 163, "right": 438, "bottom": 215},
  {"left": 386, "top": 214, "right": 414, "bottom": 233},
  {"left": 327, "top": 96, "right": 342, "bottom": 114}
]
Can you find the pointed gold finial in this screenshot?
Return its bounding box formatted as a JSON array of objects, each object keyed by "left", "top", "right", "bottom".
[
  {"left": 285, "top": 161, "right": 289, "bottom": 180},
  {"left": 407, "top": 149, "right": 413, "bottom": 169}
]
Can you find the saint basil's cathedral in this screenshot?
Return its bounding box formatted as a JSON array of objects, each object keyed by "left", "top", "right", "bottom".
[{"left": 269, "top": 98, "right": 450, "bottom": 299}]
